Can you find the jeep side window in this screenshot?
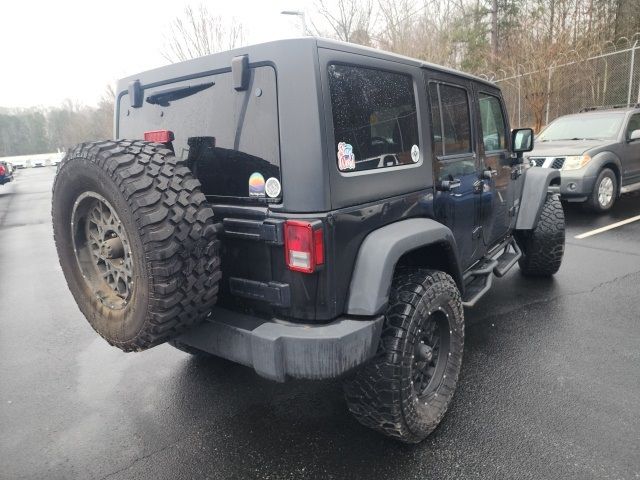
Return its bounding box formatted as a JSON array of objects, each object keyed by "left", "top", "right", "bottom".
[
  {"left": 328, "top": 64, "right": 419, "bottom": 172},
  {"left": 428, "top": 82, "right": 474, "bottom": 180},
  {"left": 478, "top": 93, "right": 507, "bottom": 151}
]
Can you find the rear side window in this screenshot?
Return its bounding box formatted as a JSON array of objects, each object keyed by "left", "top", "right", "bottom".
[
  {"left": 479, "top": 93, "right": 507, "bottom": 151},
  {"left": 328, "top": 64, "right": 420, "bottom": 172},
  {"left": 429, "top": 83, "right": 472, "bottom": 156},
  {"left": 118, "top": 66, "right": 280, "bottom": 202}
]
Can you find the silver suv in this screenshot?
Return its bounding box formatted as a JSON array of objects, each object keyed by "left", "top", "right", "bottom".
[{"left": 527, "top": 105, "right": 640, "bottom": 212}]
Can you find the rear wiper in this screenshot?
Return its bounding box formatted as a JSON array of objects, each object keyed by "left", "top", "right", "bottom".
[{"left": 146, "top": 82, "right": 214, "bottom": 106}]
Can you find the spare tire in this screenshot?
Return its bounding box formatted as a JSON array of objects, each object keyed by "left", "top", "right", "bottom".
[{"left": 52, "top": 140, "right": 221, "bottom": 351}]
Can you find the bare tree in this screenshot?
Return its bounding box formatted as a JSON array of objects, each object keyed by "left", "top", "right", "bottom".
[
  {"left": 162, "top": 4, "right": 245, "bottom": 63},
  {"left": 310, "top": 0, "right": 375, "bottom": 45}
]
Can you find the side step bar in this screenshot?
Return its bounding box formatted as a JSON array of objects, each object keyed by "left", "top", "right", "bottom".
[
  {"left": 462, "top": 239, "right": 522, "bottom": 307},
  {"left": 621, "top": 181, "right": 640, "bottom": 194}
]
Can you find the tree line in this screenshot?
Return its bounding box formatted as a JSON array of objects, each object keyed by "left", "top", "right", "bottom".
[
  {"left": 0, "top": 88, "right": 114, "bottom": 157},
  {"left": 307, "top": 0, "right": 638, "bottom": 73},
  {"left": 162, "top": 0, "right": 639, "bottom": 73}
]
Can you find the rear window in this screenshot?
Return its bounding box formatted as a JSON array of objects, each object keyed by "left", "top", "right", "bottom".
[
  {"left": 118, "top": 66, "right": 280, "bottom": 202},
  {"left": 327, "top": 64, "right": 420, "bottom": 172}
]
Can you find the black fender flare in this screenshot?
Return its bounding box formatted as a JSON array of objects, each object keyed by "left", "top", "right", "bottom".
[
  {"left": 515, "top": 167, "right": 561, "bottom": 231},
  {"left": 345, "top": 218, "right": 462, "bottom": 316}
]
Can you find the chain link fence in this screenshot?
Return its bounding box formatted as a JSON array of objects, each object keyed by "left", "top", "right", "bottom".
[{"left": 480, "top": 35, "right": 640, "bottom": 130}]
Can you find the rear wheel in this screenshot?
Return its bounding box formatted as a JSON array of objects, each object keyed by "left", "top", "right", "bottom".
[
  {"left": 343, "top": 269, "right": 464, "bottom": 443},
  {"left": 586, "top": 168, "right": 617, "bottom": 212},
  {"left": 52, "top": 140, "right": 222, "bottom": 351}
]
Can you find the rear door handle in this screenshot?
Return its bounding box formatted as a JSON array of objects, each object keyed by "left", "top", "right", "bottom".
[
  {"left": 482, "top": 169, "right": 497, "bottom": 180},
  {"left": 438, "top": 179, "right": 461, "bottom": 191}
]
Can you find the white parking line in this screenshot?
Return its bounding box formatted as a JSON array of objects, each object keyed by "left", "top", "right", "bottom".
[{"left": 574, "top": 215, "right": 640, "bottom": 239}]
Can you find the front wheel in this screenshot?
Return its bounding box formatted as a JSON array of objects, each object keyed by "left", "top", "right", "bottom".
[
  {"left": 586, "top": 168, "right": 617, "bottom": 212},
  {"left": 517, "top": 193, "right": 565, "bottom": 277},
  {"left": 343, "top": 269, "right": 464, "bottom": 443}
]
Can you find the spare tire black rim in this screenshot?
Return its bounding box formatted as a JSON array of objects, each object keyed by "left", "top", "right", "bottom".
[
  {"left": 71, "top": 192, "right": 134, "bottom": 310},
  {"left": 412, "top": 307, "right": 451, "bottom": 399}
]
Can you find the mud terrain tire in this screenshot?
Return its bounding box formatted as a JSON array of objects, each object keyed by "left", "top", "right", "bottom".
[
  {"left": 517, "top": 193, "right": 565, "bottom": 276},
  {"left": 52, "top": 140, "right": 221, "bottom": 351},
  {"left": 343, "top": 269, "right": 464, "bottom": 443}
]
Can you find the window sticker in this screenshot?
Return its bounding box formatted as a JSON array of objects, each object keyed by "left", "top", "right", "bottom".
[
  {"left": 411, "top": 144, "right": 420, "bottom": 163},
  {"left": 248, "top": 172, "right": 266, "bottom": 197},
  {"left": 265, "top": 177, "right": 281, "bottom": 198},
  {"left": 337, "top": 142, "right": 356, "bottom": 171}
]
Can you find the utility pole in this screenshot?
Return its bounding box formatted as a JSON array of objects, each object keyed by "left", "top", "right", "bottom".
[
  {"left": 281, "top": 10, "right": 307, "bottom": 36},
  {"left": 491, "top": 0, "right": 498, "bottom": 64}
]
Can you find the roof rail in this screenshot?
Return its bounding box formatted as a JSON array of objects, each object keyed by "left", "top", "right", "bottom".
[{"left": 579, "top": 103, "right": 640, "bottom": 112}]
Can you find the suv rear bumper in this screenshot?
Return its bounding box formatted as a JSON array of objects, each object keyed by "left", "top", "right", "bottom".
[
  {"left": 548, "top": 171, "right": 596, "bottom": 202},
  {"left": 175, "top": 307, "right": 383, "bottom": 382}
]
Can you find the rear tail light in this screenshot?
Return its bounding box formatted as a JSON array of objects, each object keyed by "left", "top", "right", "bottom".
[
  {"left": 0, "top": 165, "right": 5, "bottom": 176},
  {"left": 284, "top": 220, "right": 324, "bottom": 273},
  {"left": 144, "top": 130, "right": 174, "bottom": 143}
]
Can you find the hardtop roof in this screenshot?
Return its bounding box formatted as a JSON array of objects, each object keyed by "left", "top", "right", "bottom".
[
  {"left": 314, "top": 37, "right": 497, "bottom": 87},
  {"left": 118, "top": 37, "right": 497, "bottom": 89}
]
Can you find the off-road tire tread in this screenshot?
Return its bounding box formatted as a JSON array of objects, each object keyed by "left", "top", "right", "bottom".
[
  {"left": 52, "top": 140, "right": 221, "bottom": 351},
  {"left": 343, "top": 269, "right": 464, "bottom": 443},
  {"left": 518, "top": 193, "right": 565, "bottom": 276}
]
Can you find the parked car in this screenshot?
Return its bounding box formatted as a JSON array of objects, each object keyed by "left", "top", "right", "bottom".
[
  {"left": 51, "top": 155, "right": 63, "bottom": 166},
  {"left": 51, "top": 38, "right": 564, "bottom": 443},
  {"left": 10, "top": 159, "right": 26, "bottom": 169},
  {"left": 0, "top": 161, "right": 14, "bottom": 185},
  {"left": 527, "top": 105, "right": 640, "bottom": 212}
]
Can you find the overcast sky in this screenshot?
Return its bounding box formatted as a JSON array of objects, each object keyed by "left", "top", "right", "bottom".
[{"left": 1, "top": 0, "right": 313, "bottom": 109}]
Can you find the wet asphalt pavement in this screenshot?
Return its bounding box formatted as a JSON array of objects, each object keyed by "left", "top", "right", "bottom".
[{"left": 1, "top": 167, "right": 639, "bottom": 480}]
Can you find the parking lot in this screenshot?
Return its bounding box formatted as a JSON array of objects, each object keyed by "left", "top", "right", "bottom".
[{"left": 1, "top": 167, "right": 639, "bottom": 479}]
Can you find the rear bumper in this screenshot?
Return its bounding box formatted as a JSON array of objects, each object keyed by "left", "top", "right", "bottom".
[{"left": 176, "top": 307, "right": 384, "bottom": 382}]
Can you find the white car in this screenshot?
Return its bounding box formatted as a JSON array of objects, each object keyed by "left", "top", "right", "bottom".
[
  {"left": 51, "top": 153, "right": 64, "bottom": 166},
  {"left": 33, "top": 158, "right": 49, "bottom": 167}
]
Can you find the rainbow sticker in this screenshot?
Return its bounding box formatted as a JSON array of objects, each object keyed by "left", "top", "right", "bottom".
[{"left": 249, "top": 172, "right": 266, "bottom": 197}]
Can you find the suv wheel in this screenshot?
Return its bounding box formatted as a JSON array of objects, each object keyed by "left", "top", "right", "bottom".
[
  {"left": 343, "top": 269, "right": 464, "bottom": 443},
  {"left": 587, "top": 168, "right": 617, "bottom": 212},
  {"left": 517, "top": 193, "right": 565, "bottom": 277},
  {"left": 52, "top": 140, "right": 222, "bottom": 351}
]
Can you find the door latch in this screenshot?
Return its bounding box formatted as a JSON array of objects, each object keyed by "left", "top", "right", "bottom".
[
  {"left": 437, "top": 179, "right": 461, "bottom": 191},
  {"left": 482, "top": 169, "right": 497, "bottom": 180}
]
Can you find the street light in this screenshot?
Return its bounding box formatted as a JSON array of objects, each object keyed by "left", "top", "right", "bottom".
[{"left": 281, "top": 10, "right": 307, "bottom": 36}]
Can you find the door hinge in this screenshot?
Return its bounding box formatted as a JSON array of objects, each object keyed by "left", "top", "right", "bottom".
[{"left": 511, "top": 167, "right": 523, "bottom": 180}]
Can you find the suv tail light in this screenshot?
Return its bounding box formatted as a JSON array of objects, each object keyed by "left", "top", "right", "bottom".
[
  {"left": 284, "top": 220, "right": 324, "bottom": 273},
  {"left": 0, "top": 165, "right": 5, "bottom": 176}
]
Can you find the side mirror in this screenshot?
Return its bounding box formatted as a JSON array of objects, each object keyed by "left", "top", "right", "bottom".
[
  {"left": 629, "top": 129, "right": 640, "bottom": 142},
  {"left": 512, "top": 128, "right": 534, "bottom": 153}
]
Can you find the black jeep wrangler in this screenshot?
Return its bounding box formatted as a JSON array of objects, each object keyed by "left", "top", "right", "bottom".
[{"left": 52, "top": 38, "right": 565, "bottom": 443}]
